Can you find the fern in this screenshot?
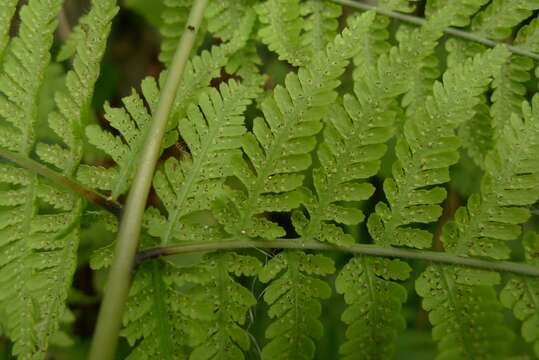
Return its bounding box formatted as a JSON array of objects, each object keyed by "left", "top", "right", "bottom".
[
  {"left": 416, "top": 92, "right": 539, "bottom": 359},
  {"left": 3, "top": 1, "right": 539, "bottom": 359},
  {"left": 259, "top": 251, "right": 334, "bottom": 359},
  {"left": 214, "top": 11, "right": 376, "bottom": 239},
  {"left": 146, "top": 80, "right": 257, "bottom": 244},
  {"left": 501, "top": 231, "right": 539, "bottom": 357},
  {"left": 336, "top": 256, "right": 410, "bottom": 359},
  {"left": 0, "top": 0, "right": 17, "bottom": 62},
  {"left": 368, "top": 46, "right": 510, "bottom": 249},
  {"left": 0, "top": 0, "right": 117, "bottom": 357},
  {"left": 78, "top": 16, "right": 256, "bottom": 199}
]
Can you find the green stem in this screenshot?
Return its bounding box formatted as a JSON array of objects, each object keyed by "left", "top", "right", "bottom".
[
  {"left": 331, "top": 0, "right": 539, "bottom": 62},
  {"left": 88, "top": 1, "right": 207, "bottom": 359},
  {"left": 0, "top": 147, "right": 122, "bottom": 217},
  {"left": 136, "top": 239, "right": 539, "bottom": 278}
]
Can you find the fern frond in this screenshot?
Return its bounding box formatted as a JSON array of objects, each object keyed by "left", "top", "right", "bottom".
[
  {"left": 443, "top": 95, "right": 539, "bottom": 260},
  {"left": 415, "top": 92, "right": 539, "bottom": 360},
  {"left": 145, "top": 80, "right": 257, "bottom": 244},
  {"left": 122, "top": 253, "right": 260, "bottom": 359},
  {"left": 259, "top": 251, "right": 334, "bottom": 359},
  {"left": 417, "top": 264, "right": 512, "bottom": 359},
  {"left": 205, "top": 0, "right": 256, "bottom": 42},
  {"left": 336, "top": 256, "right": 410, "bottom": 359},
  {"left": 0, "top": 1, "right": 119, "bottom": 358},
  {"left": 292, "top": 98, "right": 393, "bottom": 246},
  {"left": 501, "top": 231, "right": 539, "bottom": 357},
  {"left": 445, "top": 1, "right": 539, "bottom": 163},
  {"left": 300, "top": 0, "right": 341, "bottom": 55},
  {"left": 490, "top": 15, "right": 539, "bottom": 132},
  {"left": 400, "top": 0, "right": 488, "bottom": 116},
  {"left": 121, "top": 260, "right": 205, "bottom": 360},
  {"left": 471, "top": 0, "right": 539, "bottom": 40},
  {"left": 367, "top": 46, "right": 510, "bottom": 249},
  {"left": 37, "top": 0, "right": 118, "bottom": 175},
  {"left": 0, "top": 0, "right": 17, "bottom": 62},
  {"left": 0, "top": 0, "right": 70, "bottom": 357},
  {"left": 255, "top": 0, "right": 307, "bottom": 66},
  {"left": 77, "top": 77, "right": 160, "bottom": 200},
  {"left": 182, "top": 253, "right": 261, "bottom": 359},
  {"left": 213, "top": 11, "right": 375, "bottom": 239}
]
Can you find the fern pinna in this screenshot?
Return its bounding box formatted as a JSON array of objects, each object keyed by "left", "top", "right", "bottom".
[{"left": 2, "top": 0, "right": 539, "bottom": 359}]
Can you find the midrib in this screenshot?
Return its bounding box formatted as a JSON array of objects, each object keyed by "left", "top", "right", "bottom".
[{"left": 162, "top": 115, "right": 224, "bottom": 245}]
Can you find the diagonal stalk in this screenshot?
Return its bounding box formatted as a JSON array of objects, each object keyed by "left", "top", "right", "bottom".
[
  {"left": 88, "top": 1, "right": 208, "bottom": 359},
  {"left": 136, "top": 239, "right": 539, "bottom": 278},
  {"left": 0, "top": 147, "right": 122, "bottom": 216}
]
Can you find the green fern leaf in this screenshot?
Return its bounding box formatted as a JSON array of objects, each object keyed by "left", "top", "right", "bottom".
[
  {"left": 336, "top": 256, "right": 410, "bottom": 359},
  {"left": 255, "top": 0, "right": 307, "bottom": 66},
  {"left": 443, "top": 95, "right": 539, "bottom": 260},
  {"left": 292, "top": 3, "right": 476, "bottom": 245},
  {"left": 146, "top": 80, "right": 257, "bottom": 244},
  {"left": 259, "top": 251, "right": 334, "bottom": 359},
  {"left": 416, "top": 264, "right": 512, "bottom": 359},
  {"left": 122, "top": 253, "right": 260, "bottom": 360},
  {"left": 501, "top": 231, "right": 539, "bottom": 357},
  {"left": 0, "top": 0, "right": 17, "bottom": 62},
  {"left": 214, "top": 11, "right": 375, "bottom": 239},
  {"left": 0, "top": 0, "right": 118, "bottom": 358},
  {"left": 206, "top": 0, "right": 256, "bottom": 42},
  {"left": 300, "top": 0, "right": 341, "bottom": 55},
  {"left": 292, "top": 99, "right": 392, "bottom": 246},
  {"left": 77, "top": 77, "right": 161, "bottom": 200},
  {"left": 184, "top": 253, "right": 261, "bottom": 360},
  {"left": 368, "top": 46, "right": 510, "bottom": 249},
  {"left": 121, "top": 260, "right": 206, "bottom": 360},
  {"left": 37, "top": 0, "right": 119, "bottom": 175}
]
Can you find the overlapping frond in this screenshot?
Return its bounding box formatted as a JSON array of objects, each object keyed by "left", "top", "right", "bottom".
[
  {"left": 501, "top": 232, "right": 539, "bottom": 357},
  {"left": 77, "top": 77, "right": 160, "bottom": 200},
  {"left": 0, "top": 0, "right": 17, "bottom": 62},
  {"left": 213, "top": 11, "right": 375, "bottom": 239},
  {"left": 446, "top": 0, "right": 539, "bottom": 165},
  {"left": 145, "top": 80, "right": 257, "bottom": 244},
  {"left": 417, "top": 264, "right": 512, "bottom": 359},
  {"left": 255, "top": 0, "right": 341, "bottom": 67},
  {"left": 121, "top": 260, "right": 207, "bottom": 360},
  {"left": 443, "top": 95, "right": 539, "bottom": 260},
  {"left": 416, "top": 92, "right": 539, "bottom": 360},
  {"left": 122, "top": 253, "right": 260, "bottom": 360},
  {"left": 0, "top": 1, "right": 118, "bottom": 358},
  {"left": 367, "top": 46, "right": 510, "bottom": 249},
  {"left": 259, "top": 251, "right": 334, "bottom": 359},
  {"left": 293, "top": 2, "right": 478, "bottom": 245},
  {"left": 78, "top": 16, "right": 258, "bottom": 200},
  {"left": 336, "top": 256, "right": 410, "bottom": 359},
  {"left": 38, "top": 0, "right": 118, "bottom": 175},
  {"left": 205, "top": 0, "right": 256, "bottom": 42}
]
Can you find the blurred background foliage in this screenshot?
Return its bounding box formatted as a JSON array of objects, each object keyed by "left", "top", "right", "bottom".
[{"left": 1, "top": 0, "right": 538, "bottom": 358}]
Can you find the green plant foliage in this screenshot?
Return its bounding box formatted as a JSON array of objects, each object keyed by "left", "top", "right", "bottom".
[
  {"left": 0, "top": 0, "right": 17, "bottom": 62},
  {"left": 3, "top": 1, "right": 539, "bottom": 359},
  {"left": 146, "top": 80, "right": 257, "bottom": 244},
  {"left": 0, "top": 0, "right": 117, "bottom": 358},
  {"left": 214, "top": 11, "right": 375, "bottom": 240},
  {"left": 258, "top": 251, "right": 334, "bottom": 359},
  {"left": 501, "top": 232, "right": 539, "bottom": 357},
  {"left": 336, "top": 256, "right": 410, "bottom": 359}
]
